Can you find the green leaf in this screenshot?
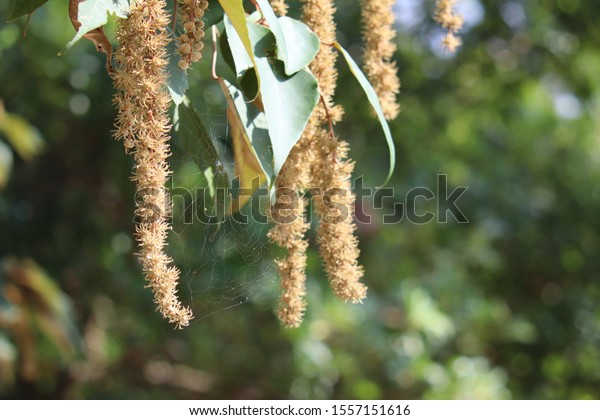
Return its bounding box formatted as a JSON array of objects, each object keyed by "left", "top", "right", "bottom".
[
  {"left": 217, "top": 0, "right": 260, "bottom": 96},
  {"left": 166, "top": 30, "right": 188, "bottom": 105},
  {"left": 219, "top": 22, "right": 258, "bottom": 100},
  {"left": 205, "top": 0, "right": 226, "bottom": 28},
  {"left": 205, "top": 0, "right": 251, "bottom": 28},
  {"left": 217, "top": 79, "right": 269, "bottom": 212},
  {"left": 334, "top": 42, "right": 396, "bottom": 188},
  {"left": 174, "top": 98, "right": 231, "bottom": 218},
  {"left": 226, "top": 80, "right": 274, "bottom": 182},
  {"left": 224, "top": 19, "right": 319, "bottom": 178},
  {"left": 174, "top": 99, "right": 227, "bottom": 184},
  {"left": 7, "top": 0, "right": 48, "bottom": 21},
  {"left": 222, "top": 15, "right": 254, "bottom": 78},
  {"left": 254, "top": 0, "right": 319, "bottom": 75},
  {"left": 66, "top": 0, "right": 129, "bottom": 49}
]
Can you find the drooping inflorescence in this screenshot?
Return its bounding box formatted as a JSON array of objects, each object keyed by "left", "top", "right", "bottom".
[
  {"left": 268, "top": 0, "right": 368, "bottom": 327},
  {"left": 361, "top": 0, "right": 400, "bottom": 120},
  {"left": 112, "top": 0, "right": 192, "bottom": 328}
]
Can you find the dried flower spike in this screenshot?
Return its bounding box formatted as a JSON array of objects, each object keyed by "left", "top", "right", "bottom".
[
  {"left": 268, "top": 188, "right": 309, "bottom": 328},
  {"left": 311, "top": 131, "right": 366, "bottom": 303},
  {"left": 177, "top": 0, "right": 209, "bottom": 70},
  {"left": 302, "top": 0, "right": 339, "bottom": 112},
  {"left": 113, "top": 0, "right": 192, "bottom": 328},
  {"left": 303, "top": 0, "right": 367, "bottom": 302},
  {"left": 433, "top": 0, "right": 464, "bottom": 52},
  {"left": 361, "top": 0, "right": 400, "bottom": 120},
  {"left": 267, "top": 118, "right": 316, "bottom": 327}
]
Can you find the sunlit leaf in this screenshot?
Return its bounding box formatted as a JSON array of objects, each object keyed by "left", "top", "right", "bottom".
[
  {"left": 174, "top": 98, "right": 226, "bottom": 182},
  {"left": 254, "top": 0, "right": 319, "bottom": 75},
  {"left": 219, "top": 26, "right": 258, "bottom": 100},
  {"left": 217, "top": 79, "right": 268, "bottom": 212},
  {"left": 224, "top": 19, "right": 319, "bottom": 178},
  {"left": 173, "top": 98, "right": 231, "bottom": 219},
  {"left": 68, "top": 0, "right": 115, "bottom": 72},
  {"left": 334, "top": 42, "right": 396, "bottom": 188},
  {"left": 66, "top": 0, "right": 129, "bottom": 49},
  {"left": 7, "top": 0, "right": 48, "bottom": 21},
  {"left": 217, "top": 0, "right": 260, "bottom": 97}
]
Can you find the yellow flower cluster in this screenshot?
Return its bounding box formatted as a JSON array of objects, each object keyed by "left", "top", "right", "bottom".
[{"left": 113, "top": 0, "right": 192, "bottom": 328}]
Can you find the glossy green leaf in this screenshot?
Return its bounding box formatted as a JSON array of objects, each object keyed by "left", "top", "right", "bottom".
[
  {"left": 219, "top": 24, "right": 258, "bottom": 101},
  {"left": 334, "top": 42, "right": 396, "bottom": 188},
  {"left": 225, "top": 80, "right": 273, "bottom": 182},
  {"left": 66, "top": 0, "right": 129, "bottom": 49},
  {"left": 205, "top": 0, "right": 252, "bottom": 28},
  {"left": 217, "top": 0, "right": 260, "bottom": 95},
  {"left": 254, "top": 0, "right": 319, "bottom": 75},
  {"left": 174, "top": 98, "right": 231, "bottom": 218},
  {"left": 174, "top": 98, "right": 228, "bottom": 186},
  {"left": 225, "top": 20, "right": 319, "bottom": 178},
  {"left": 7, "top": 0, "right": 48, "bottom": 21},
  {"left": 217, "top": 79, "right": 269, "bottom": 212}
]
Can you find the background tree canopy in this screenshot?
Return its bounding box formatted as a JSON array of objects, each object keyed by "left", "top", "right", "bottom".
[{"left": 1, "top": 0, "right": 600, "bottom": 399}]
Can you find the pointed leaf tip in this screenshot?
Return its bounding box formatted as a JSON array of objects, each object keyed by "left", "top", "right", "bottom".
[{"left": 333, "top": 42, "right": 396, "bottom": 188}]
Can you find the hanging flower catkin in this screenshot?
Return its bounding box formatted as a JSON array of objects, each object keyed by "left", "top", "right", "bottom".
[
  {"left": 267, "top": 117, "right": 315, "bottom": 328},
  {"left": 113, "top": 0, "right": 192, "bottom": 328},
  {"left": 267, "top": 0, "right": 342, "bottom": 328},
  {"left": 361, "top": 0, "right": 400, "bottom": 120},
  {"left": 267, "top": 182, "right": 310, "bottom": 328},
  {"left": 433, "top": 0, "right": 464, "bottom": 52},
  {"left": 312, "top": 131, "right": 366, "bottom": 302},
  {"left": 177, "top": 0, "right": 209, "bottom": 70},
  {"left": 303, "top": 0, "right": 367, "bottom": 303}
]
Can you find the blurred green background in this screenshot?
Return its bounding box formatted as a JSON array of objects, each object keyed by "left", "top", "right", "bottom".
[{"left": 2, "top": 0, "right": 600, "bottom": 399}]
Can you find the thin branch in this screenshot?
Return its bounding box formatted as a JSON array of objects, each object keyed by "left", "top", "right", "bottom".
[
  {"left": 320, "top": 95, "right": 335, "bottom": 139},
  {"left": 211, "top": 25, "right": 220, "bottom": 80},
  {"left": 172, "top": 0, "right": 178, "bottom": 33},
  {"left": 22, "top": 13, "right": 32, "bottom": 38}
]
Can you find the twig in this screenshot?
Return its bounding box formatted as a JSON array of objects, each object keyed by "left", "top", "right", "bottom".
[
  {"left": 172, "top": 0, "right": 178, "bottom": 32},
  {"left": 211, "top": 25, "right": 220, "bottom": 80},
  {"left": 320, "top": 95, "right": 335, "bottom": 142}
]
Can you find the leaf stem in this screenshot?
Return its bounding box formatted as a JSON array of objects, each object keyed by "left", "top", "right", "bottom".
[
  {"left": 320, "top": 95, "right": 336, "bottom": 157},
  {"left": 211, "top": 25, "right": 220, "bottom": 80},
  {"left": 172, "top": 0, "right": 178, "bottom": 32}
]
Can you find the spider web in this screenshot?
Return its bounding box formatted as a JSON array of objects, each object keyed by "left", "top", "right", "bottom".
[{"left": 168, "top": 97, "right": 279, "bottom": 324}]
